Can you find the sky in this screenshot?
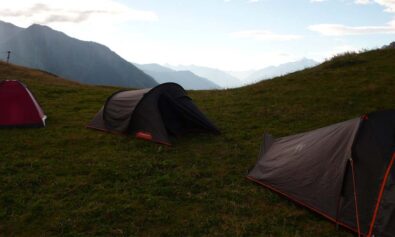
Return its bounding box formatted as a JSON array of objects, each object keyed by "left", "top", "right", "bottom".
[{"left": 0, "top": 0, "right": 394, "bottom": 71}]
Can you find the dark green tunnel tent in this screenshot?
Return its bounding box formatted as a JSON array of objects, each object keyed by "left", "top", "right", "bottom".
[
  {"left": 247, "top": 110, "right": 395, "bottom": 237},
  {"left": 87, "top": 83, "right": 219, "bottom": 145}
]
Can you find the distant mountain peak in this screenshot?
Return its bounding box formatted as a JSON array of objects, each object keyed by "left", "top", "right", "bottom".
[
  {"left": 0, "top": 20, "right": 22, "bottom": 28},
  {"left": 0, "top": 21, "right": 24, "bottom": 44},
  {"left": 0, "top": 20, "right": 157, "bottom": 88},
  {"left": 136, "top": 63, "right": 220, "bottom": 90},
  {"left": 26, "top": 23, "right": 53, "bottom": 31},
  {"left": 166, "top": 64, "right": 241, "bottom": 88},
  {"left": 244, "top": 58, "right": 318, "bottom": 84}
]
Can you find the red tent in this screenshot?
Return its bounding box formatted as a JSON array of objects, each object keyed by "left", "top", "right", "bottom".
[{"left": 0, "top": 80, "right": 46, "bottom": 127}]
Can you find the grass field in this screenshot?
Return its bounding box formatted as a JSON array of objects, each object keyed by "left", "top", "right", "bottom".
[{"left": 1, "top": 48, "right": 395, "bottom": 236}]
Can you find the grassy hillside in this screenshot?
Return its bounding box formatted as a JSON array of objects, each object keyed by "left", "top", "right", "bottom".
[{"left": 1, "top": 48, "right": 395, "bottom": 236}]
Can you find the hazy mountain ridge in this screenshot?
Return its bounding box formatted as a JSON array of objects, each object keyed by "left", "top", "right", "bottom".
[
  {"left": 0, "top": 20, "right": 320, "bottom": 89},
  {"left": 0, "top": 21, "right": 23, "bottom": 44},
  {"left": 245, "top": 58, "right": 318, "bottom": 84},
  {"left": 136, "top": 63, "right": 220, "bottom": 90},
  {"left": 0, "top": 21, "right": 157, "bottom": 88},
  {"left": 167, "top": 59, "right": 319, "bottom": 88},
  {"left": 167, "top": 64, "right": 242, "bottom": 88},
  {"left": 226, "top": 70, "right": 256, "bottom": 81}
]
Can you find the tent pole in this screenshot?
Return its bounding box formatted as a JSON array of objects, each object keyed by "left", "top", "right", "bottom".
[
  {"left": 350, "top": 158, "right": 361, "bottom": 237},
  {"left": 335, "top": 196, "right": 343, "bottom": 231},
  {"left": 367, "top": 152, "right": 395, "bottom": 237}
]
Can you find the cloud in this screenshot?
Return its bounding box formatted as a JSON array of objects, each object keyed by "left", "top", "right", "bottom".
[
  {"left": 0, "top": 0, "right": 158, "bottom": 26},
  {"left": 230, "top": 30, "right": 303, "bottom": 41},
  {"left": 309, "top": 0, "right": 395, "bottom": 36},
  {"left": 306, "top": 44, "right": 360, "bottom": 62},
  {"left": 354, "top": 0, "right": 395, "bottom": 12},
  {"left": 354, "top": 0, "right": 372, "bottom": 4},
  {"left": 375, "top": 0, "right": 395, "bottom": 12},
  {"left": 308, "top": 22, "right": 395, "bottom": 36},
  {"left": 314, "top": 0, "right": 395, "bottom": 11}
]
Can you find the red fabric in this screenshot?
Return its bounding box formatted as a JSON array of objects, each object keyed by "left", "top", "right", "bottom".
[
  {"left": 0, "top": 80, "right": 45, "bottom": 126},
  {"left": 135, "top": 131, "right": 153, "bottom": 141},
  {"left": 135, "top": 131, "right": 172, "bottom": 146}
]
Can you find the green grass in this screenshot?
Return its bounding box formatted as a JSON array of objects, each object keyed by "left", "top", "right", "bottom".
[{"left": 1, "top": 48, "right": 395, "bottom": 236}]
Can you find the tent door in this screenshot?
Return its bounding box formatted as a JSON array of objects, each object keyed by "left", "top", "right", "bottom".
[{"left": 158, "top": 94, "right": 205, "bottom": 137}]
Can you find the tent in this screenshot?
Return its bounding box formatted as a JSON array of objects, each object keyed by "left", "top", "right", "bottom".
[
  {"left": 87, "top": 83, "right": 220, "bottom": 145},
  {"left": 0, "top": 80, "right": 46, "bottom": 127},
  {"left": 247, "top": 110, "right": 395, "bottom": 237}
]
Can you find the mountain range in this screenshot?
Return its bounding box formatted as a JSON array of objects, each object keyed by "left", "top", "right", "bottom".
[
  {"left": 0, "top": 20, "right": 319, "bottom": 90},
  {"left": 135, "top": 63, "right": 220, "bottom": 90},
  {"left": 166, "top": 64, "right": 242, "bottom": 88},
  {"left": 244, "top": 58, "right": 318, "bottom": 84},
  {"left": 0, "top": 21, "right": 23, "bottom": 44},
  {"left": 0, "top": 21, "right": 157, "bottom": 88},
  {"left": 167, "top": 59, "right": 318, "bottom": 88}
]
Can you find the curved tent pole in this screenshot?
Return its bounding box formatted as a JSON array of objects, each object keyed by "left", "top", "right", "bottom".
[
  {"left": 350, "top": 158, "right": 361, "bottom": 237},
  {"left": 334, "top": 159, "right": 361, "bottom": 236},
  {"left": 367, "top": 152, "right": 395, "bottom": 237}
]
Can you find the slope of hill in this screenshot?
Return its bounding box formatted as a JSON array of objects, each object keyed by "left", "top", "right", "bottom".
[
  {"left": 0, "top": 21, "right": 157, "bottom": 88},
  {"left": 245, "top": 58, "right": 318, "bottom": 83},
  {"left": 167, "top": 64, "right": 242, "bottom": 88},
  {"left": 1, "top": 47, "right": 395, "bottom": 236},
  {"left": 136, "top": 63, "right": 220, "bottom": 90}
]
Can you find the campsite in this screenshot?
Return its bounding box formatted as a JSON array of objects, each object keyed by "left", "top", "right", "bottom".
[
  {"left": 2, "top": 1, "right": 395, "bottom": 236},
  {"left": 1, "top": 48, "right": 395, "bottom": 236}
]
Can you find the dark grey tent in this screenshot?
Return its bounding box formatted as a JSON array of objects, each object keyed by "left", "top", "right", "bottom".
[
  {"left": 87, "top": 83, "right": 219, "bottom": 145},
  {"left": 247, "top": 110, "right": 395, "bottom": 237}
]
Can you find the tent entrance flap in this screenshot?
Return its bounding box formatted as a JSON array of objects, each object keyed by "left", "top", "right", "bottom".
[{"left": 158, "top": 94, "right": 220, "bottom": 137}]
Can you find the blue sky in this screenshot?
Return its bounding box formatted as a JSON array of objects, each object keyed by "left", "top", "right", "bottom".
[{"left": 1, "top": 0, "right": 395, "bottom": 70}]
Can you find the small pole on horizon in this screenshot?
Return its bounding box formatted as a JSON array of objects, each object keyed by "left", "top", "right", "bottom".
[{"left": 6, "top": 51, "right": 11, "bottom": 63}]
